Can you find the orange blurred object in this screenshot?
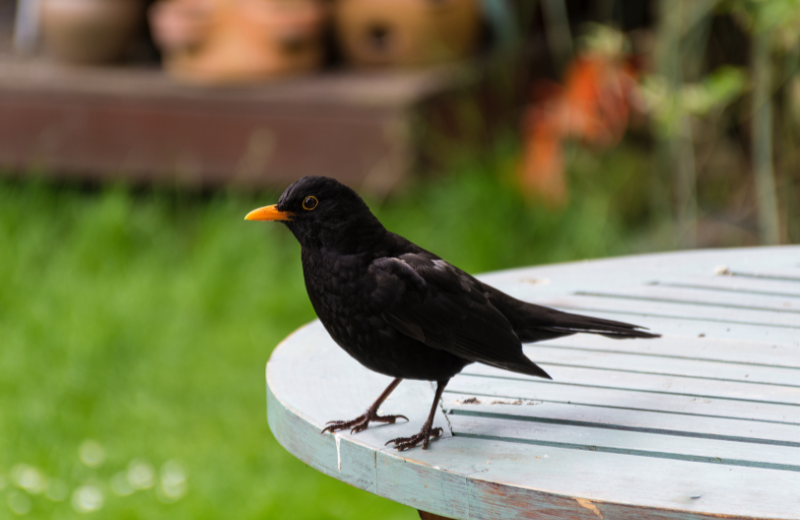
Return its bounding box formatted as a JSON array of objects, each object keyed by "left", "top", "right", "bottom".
[
  {"left": 149, "top": 0, "right": 325, "bottom": 84},
  {"left": 518, "top": 53, "right": 640, "bottom": 206},
  {"left": 334, "top": 0, "right": 482, "bottom": 68}
]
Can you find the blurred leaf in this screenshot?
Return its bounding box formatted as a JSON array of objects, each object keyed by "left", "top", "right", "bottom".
[
  {"left": 683, "top": 66, "right": 747, "bottom": 115},
  {"left": 641, "top": 66, "right": 746, "bottom": 136},
  {"left": 725, "top": 0, "right": 800, "bottom": 49}
]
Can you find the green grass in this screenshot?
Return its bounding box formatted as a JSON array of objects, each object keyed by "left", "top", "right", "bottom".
[{"left": 0, "top": 146, "right": 671, "bottom": 519}]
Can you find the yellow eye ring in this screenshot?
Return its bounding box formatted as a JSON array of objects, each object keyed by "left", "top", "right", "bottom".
[{"left": 302, "top": 196, "right": 318, "bottom": 211}]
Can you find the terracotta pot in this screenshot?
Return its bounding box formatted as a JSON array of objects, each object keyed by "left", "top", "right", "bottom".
[
  {"left": 149, "top": 0, "right": 326, "bottom": 84},
  {"left": 39, "top": 0, "right": 145, "bottom": 64},
  {"left": 334, "top": 0, "right": 481, "bottom": 68}
]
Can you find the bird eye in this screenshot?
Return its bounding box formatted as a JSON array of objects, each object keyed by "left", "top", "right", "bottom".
[{"left": 302, "top": 196, "right": 318, "bottom": 211}]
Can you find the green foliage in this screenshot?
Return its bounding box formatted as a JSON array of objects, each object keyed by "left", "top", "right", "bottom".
[
  {"left": 726, "top": 0, "right": 800, "bottom": 46},
  {"left": 641, "top": 66, "right": 747, "bottom": 137},
  {"left": 0, "top": 151, "right": 669, "bottom": 519}
]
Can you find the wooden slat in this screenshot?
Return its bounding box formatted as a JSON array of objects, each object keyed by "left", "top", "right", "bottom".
[
  {"left": 461, "top": 364, "right": 800, "bottom": 406},
  {"left": 0, "top": 59, "right": 475, "bottom": 192},
  {"left": 575, "top": 285, "right": 800, "bottom": 314},
  {"left": 525, "top": 344, "right": 800, "bottom": 386},
  {"left": 440, "top": 400, "right": 800, "bottom": 444},
  {"left": 652, "top": 276, "right": 800, "bottom": 298},
  {"left": 730, "top": 268, "right": 800, "bottom": 283},
  {"left": 531, "top": 334, "right": 800, "bottom": 368},
  {"left": 446, "top": 373, "right": 800, "bottom": 424},
  {"left": 446, "top": 413, "right": 800, "bottom": 469},
  {"left": 536, "top": 311, "right": 800, "bottom": 346},
  {"left": 545, "top": 293, "right": 800, "bottom": 328}
]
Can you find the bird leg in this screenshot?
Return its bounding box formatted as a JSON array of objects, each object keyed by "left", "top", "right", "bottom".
[
  {"left": 386, "top": 379, "right": 448, "bottom": 451},
  {"left": 321, "top": 377, "right": 408, "bottom": 435}
]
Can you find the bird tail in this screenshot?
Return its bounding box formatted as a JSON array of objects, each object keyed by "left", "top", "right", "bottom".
[
  {"left": 485, "top": 357, "right": 553, "bottom": 380},
  {"left": 543, "top": 311, "right": 660, "bottom": 340},
  {"left": 487, "top": 311, "right": 658, "bottom": 380},
  {"left": 482, "top": 283, "right": 659, "bottom": 342}
]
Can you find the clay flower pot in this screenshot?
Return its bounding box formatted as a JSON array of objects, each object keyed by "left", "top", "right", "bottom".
[
  {"left": 39, "top": 0, "right": 145, "bottom": 64},
  {"left": 149, "top": 0, "right": 326, "bottom": 84},
  {"left": 334, "top": 0, "right": 482, "bottom": 68}
]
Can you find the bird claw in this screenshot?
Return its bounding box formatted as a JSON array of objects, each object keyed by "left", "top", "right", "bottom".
[
  {"left": 385, "top": 426, "right": 443, "bottom": 451},
  {"left": 321, "top": 412, "right": 408, "bottom": 435}
]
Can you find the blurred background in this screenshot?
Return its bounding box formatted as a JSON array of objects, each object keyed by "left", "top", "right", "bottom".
[{"left": 1, "top": 0, "right": 798, "bottom": 518}]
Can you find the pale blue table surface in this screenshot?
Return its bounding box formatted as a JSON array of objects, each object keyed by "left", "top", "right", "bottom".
[{"left": 267, "top": 246, "right": 800, "bottom": 520}]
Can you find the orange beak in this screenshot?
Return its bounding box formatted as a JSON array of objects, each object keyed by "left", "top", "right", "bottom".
[{"left": 244, "top": 205, "right": 294, "bottom": 222}]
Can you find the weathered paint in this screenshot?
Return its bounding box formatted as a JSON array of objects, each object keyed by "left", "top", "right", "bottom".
[
  {"left": 575, "top": 498, "right": 603, "bottom": 518},
  {"left": 267, "top": 247, "right": 800, "bottom": 520}
]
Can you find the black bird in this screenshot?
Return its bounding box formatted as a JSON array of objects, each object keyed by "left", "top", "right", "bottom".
[{"left": 246, "top": 176, "right": 658, "bottom": 450}]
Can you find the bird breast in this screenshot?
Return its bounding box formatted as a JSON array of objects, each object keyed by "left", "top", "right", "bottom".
[{"left": 301, "top": 250, "right": 377, "bottom": 339}]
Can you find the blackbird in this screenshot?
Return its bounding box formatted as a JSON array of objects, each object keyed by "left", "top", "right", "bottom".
[{"left": 246, "top": 176, "right": 658, "bottom": 450}]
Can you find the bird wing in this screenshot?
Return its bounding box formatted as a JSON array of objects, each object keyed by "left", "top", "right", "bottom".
[{"left": 367, "top": 252, "right": 551, "bottom": 378}]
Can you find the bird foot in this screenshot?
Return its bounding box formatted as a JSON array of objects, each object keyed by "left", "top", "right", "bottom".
[
  {"left": 385, "top": 426, "right": 443, "bottom": 451},
  {"left": 321, "top": 410, "right": 409, "bottom": 435}
]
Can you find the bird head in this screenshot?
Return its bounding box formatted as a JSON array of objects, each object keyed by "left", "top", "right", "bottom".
[{"left": 245, "top": 176, "right": 385, "bottom": 252}]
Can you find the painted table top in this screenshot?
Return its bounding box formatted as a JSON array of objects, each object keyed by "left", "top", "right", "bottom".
[{"left": 266, "top": 246, "right": 800, "bottom": 520}]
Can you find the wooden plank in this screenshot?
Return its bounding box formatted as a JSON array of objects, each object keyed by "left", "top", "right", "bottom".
[
  {"left": 0, "top": 57, "right": 523, "bottom": 192},
  {"left": 0, "top": 60, "right": 415, "bottom": 191},
  {"left": 652, "top": 276, "right": 800, "bottom": 298},
  {"left": 532, "top": 311, "right": 800, "bottom": 346},
  {"left": 471, "top": 364, "right": 800, "bottom": 405},
  {"left": 0, "top": 81, "right": 404, "bottom": 190},
  {"left": 729, "top": 268, "right": 800, "bottom": 283},
  {"left": 445, "top": 414, "right": 800, "bottom": 469},
  {"left": 440, "top": 400, "right": 800, "bottom": 444},
  {"left": 531, "top": 334, "right": 800, "bottom": 368},
  {"left": 575, "top": 285, "right": 800, "bottom": 314},
  {"left": 0, "top": 59, "right": 452, "bottom": 109},
  {"left": 524, "top": 344, "right": 800, "bottom": 386},
  {"left": 445, "top": 373, "right": 800, "bottom": 424},
  {"left": 539, "top": 294, "right": 800, "bottom": 329}
]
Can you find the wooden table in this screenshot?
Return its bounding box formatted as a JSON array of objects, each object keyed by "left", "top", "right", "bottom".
[
  {"left": 266, "top": 246, "right": 800, "bottom": 520},
  {"left": 0, "top": 56, "right": 524, "bottom": 194}
]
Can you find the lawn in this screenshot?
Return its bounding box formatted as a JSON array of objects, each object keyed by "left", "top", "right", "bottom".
[{"left": 0, "top": 147, "right": 671, "bottom": 519}]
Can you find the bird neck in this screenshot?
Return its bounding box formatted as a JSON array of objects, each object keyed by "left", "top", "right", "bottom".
[{"left": 290, "top": 213, "right": 388, "bottom": 256}]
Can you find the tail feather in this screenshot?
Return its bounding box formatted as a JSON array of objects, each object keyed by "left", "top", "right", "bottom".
[
  {"left": 545, "top": 313, "right": 660, "bottom": 340},
  {"left": 481, "top": 282, "right": 661, "bottom": 343},
  {"left": 483, "top": 357, "right": 553, "bottom": 379}
]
